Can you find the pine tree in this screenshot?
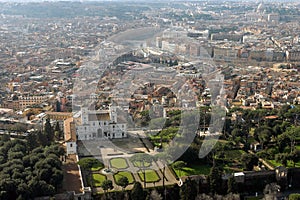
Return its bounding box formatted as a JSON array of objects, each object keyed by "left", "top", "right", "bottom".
[
  {"left": 56, "top": 100, "right": 61, "bottom": 112},
  {"left": 26, "top": 132, "right": 39, "bottom": 151},
  {"left": 44, "top": 118, "right": 53, "bottom": 144},
  {"left": 54, "top": 122, "right": 62, "bottom": 140},
  {"left": 208, "top": 167, "right": 222, "bottom": 194}
]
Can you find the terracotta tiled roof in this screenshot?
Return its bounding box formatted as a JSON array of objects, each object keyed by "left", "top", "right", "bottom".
[{"left": 64, "top": 117, "right": 76, "bottom": 142}]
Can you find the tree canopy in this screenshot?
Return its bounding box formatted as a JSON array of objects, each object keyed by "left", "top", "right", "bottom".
[{"left": 0, "top": 139, "right": 63, "bottom": 199}]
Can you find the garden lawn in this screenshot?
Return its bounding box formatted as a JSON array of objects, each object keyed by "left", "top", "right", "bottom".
[
  {"left": 173, "top": 164, "right": 211, "bottom": 178},
  {"left": 114, "top": 171, "right": 135, "bottom": 184},
  {"left": 223, "top": 150, "right": 246, "bottom": 161},
  {"left": 110, "top": 158, "right": 128, "bottom": 169},
  {"left": 138, "top": 169, "right": 160, "bottom": 182},
  {"left": 133, "top": 161, "right": 151, "bottom": 168},
  {"left": 91, "top": 162, "right": 104, "bottom": 171},
  {"left": 268, "top": 160, "right": 300, "bottom": 168},
  {"left": 92, "top": 173, "right": 106, "bottom": 187}
]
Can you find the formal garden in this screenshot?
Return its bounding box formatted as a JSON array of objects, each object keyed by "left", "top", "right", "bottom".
[
  {"left": 138, "top": 169, "right": 160, "bottom": 183},
  {"left": 77, "top": 105, "right": 300, "bottom": 199},
  {"left": 78, "top": 154, "right": 164, "bottom": 194},
  {"left": 110, "top": 157, "right": 129, "bottom": 169},
  {"left": 114, "top": 171, "right": 135, "bottom": 184},
  {"left": 92, "top": 173, "right": 107, "bottom": 187}
]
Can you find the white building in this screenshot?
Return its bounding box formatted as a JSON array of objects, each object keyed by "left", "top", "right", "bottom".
[
  {"left": 64, "top": 117, "right": 77, "bottom": 155},
  {"left": 76, "top": 106, "right": 127, "bottom": 140}
]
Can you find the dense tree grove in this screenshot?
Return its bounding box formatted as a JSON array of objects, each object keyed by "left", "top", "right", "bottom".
[
  {"left": 131, "top": 182, "right": 145, "bottom": 200},
  {"left": 0, "top": 137, "right": 64, "bottom": 199},
  {"left": 179, "top": 178, "right": 198, "bottom": 200}
]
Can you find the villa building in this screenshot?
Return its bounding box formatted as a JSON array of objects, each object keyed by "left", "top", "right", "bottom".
[{"left": 76, "top": 106, "right": 127, "bottom": 140}]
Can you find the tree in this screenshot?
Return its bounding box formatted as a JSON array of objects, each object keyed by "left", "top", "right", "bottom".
[
  {"left": 44, "top": 144, "right": 65, "bottom": 157},
  {"left": 56, "top": 100, "right": 61, "bottom": 112},
  {"left": 77, "top": 158, "right": 103, "bottom": 170},
  {"left": 54, "top": 121, "right": 62, "bottom": 140},
  {"left": 227, "top": 176, "right": 236, "bottom": 194},
  {"left": 254, "top": 126, "right": 273, "bottom": 149},
  {"left": 1, "top": 134, "right": 10, "bottom": 142},
  {"left": 172, "top": 161, "right": 186, "bottom": 177},
  {"left": 37, "top": 131, "right": 48, "bottom": 146},
  {"left": 140, "top": 110, "right": 150, "bottom": 126},
  {"left": 275, "top": 153, "right": 288, "bottom": 167},
  {"left": 0, "top": 140, "right": 63, "bottom": 199},
  {"left": 231, "top": 128, "right": 242, "bottom": 139},
  {"left": 241, "top": 153, "right": 258, "bottom": 171},
  {"left": 147, "top": 189, "right": 162, "bottom": 200},
  {"left": 26, "top": 132, "right": 38, "bottom": 151},
  {"left": 263, "top": 183, "right": 280, "bottom": 200},
  {"left": 12, "top": 123, "right": 27, "bottom": 135},
  {"left": 208, "top": 167, "right": 222, "bottom": 194},
  {"left": 131, "top": 182, "right": 144, "bottom": 200},
  {"left": 272, "top": 124, "right": 282, "bottom": 139},
  {"left": 44, "top": 118, "right": 53, "bottom": 143},
  {"left": 117, "top": 176, "right": 129, "bottom": 192},
  {"left": 289, "top": 193, "right": 300, "bottom": 200},
  {"left": 195, "top": 194, "right": 213, "bottom": 200},
  {"left": 282, "top": 126, "right": 300, "bottom": 153},
  {"left": 289, "top": 150, "right": 300, "bottom": 167},
  {"left": 101, "top": 179, "right": 113, "bottom": 195},
  {"left": 180, "top": 177, "right": 198, "bottom": 200}
]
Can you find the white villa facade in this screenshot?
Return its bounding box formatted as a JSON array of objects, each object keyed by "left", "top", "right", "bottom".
[{"left": 76, "top": 106, "right": 127, "bottom": 140}]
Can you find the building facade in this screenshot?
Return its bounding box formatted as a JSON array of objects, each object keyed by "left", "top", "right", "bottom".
[{"left": 76, "top": 106, "right": 127, "bottom": 140}]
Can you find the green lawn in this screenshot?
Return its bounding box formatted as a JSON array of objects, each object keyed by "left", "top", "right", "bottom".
[
  {"left": 268, "top": 160, "right": 300, "bottom": 168},
  {"left": 110, "top": 158, "right": 129, "bottom": 169},
  {"left": 138, "top": 169, "right": 160, "bottom": 183},
  {"left": 92, "top": 173, "right": 107, "bottom": 187},
  {"left": 91, "top": 162, "right": 104, "bottom": 171},
  {"left": 223, "top": 150, "right": 246, "bottom": 161},
  {"left": 223, "top": 164, "right": 243, "bottom": 173},
  {"left": 114, "top": 171, "right": 135, "bottom": 184},
  {"left": 133, "top": 161, "right": 151, "bottom": 168},
  {"left": 172, "top": 164, "right": 211, "bottom": 178}
]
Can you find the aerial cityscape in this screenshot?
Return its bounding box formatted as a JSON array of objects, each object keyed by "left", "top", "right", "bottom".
[{"left": 0, "top": 1, "right": 300, "bottom": 200}]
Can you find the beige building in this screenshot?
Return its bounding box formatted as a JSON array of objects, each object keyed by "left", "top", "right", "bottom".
[{"left": 19, "top": 96, "right": 48, "bottom": 109}]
